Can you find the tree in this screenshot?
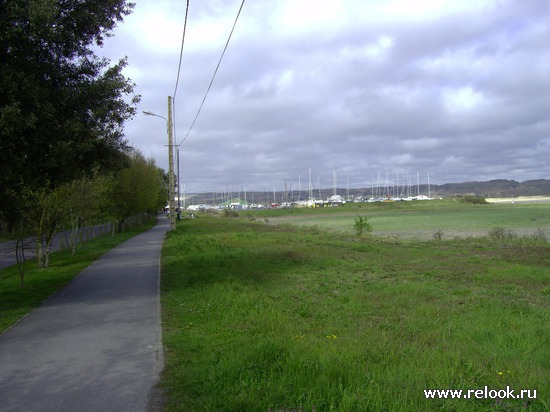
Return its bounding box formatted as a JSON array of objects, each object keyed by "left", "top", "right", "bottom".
[
  {"left": 62, "top": 173, "right": 113, "bottom": 255},
  {"left": 110, "top": 150, "right": 167, "bottom": 232},
  {"left": 8, "top": 194, "right": 35, "bottom": 287},
  {"left": 354, "top": 216, "right": 373, "bottom": 237},
  {"left": 29, "top": 185, "right": 71, "bottom": 268},
  {"left": 0, "top": 0, "right": 139, "bottom": 227}
]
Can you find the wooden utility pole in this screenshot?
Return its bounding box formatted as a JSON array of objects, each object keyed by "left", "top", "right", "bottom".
[{"left": 168, "top": 96, "right": 176, "bottom": 231}]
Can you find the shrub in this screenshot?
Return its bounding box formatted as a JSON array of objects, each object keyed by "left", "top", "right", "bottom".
[
  {"left": 488, "top": 227, "right": 517, "bottom": 244},
  {"left": 354, "top": 216, "right": 373, "bottom": 236},
  {"left": 458, "top": 195, "right": 488, "bottom": 204},
  {"left": 433, "top": 230, "right": 444, "bottom": 241},
  {"left": 223, "top": 209, "right": 239, "bottom": 218}
]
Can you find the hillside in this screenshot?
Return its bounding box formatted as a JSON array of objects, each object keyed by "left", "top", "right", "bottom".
[{"left": 431, "top": 179, "right": 550, "bottom": 198}]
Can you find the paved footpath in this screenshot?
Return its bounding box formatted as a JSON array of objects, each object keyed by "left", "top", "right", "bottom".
[{"left": 0, "top": 217, "right": 169, "bottom": 411}]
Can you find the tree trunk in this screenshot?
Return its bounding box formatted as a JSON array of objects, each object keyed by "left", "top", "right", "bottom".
[
  {"left": 15, "top": 238, "right": 26, "bottom": 288},
  {"left": 37, "top": 221, "right": 56, "bottom": 268},
  {"left": 38, "top": 233, "right": 49, "bottom": 268},
  {"left": 118, "top": 218, "right": 124, "bottom": 233},
  {"left": 70, "top": 216, "right": 78, "bottom": 255},
  {"left": 36, "top": 216, "right": 45, "bottom": 267}
]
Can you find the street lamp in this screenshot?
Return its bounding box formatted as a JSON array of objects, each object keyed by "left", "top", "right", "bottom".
[{"left": 143, "top": 99, "right": 177, "bottom": 231}]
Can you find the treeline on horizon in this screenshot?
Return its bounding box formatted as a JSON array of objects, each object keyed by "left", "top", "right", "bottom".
[{"left": 186, "top": 179, "right": 550, "bottom": 205}]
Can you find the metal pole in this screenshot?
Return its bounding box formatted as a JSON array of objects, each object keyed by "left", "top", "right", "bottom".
[{"left": 168, "top": 96, "right": 176, "bottom": 230}]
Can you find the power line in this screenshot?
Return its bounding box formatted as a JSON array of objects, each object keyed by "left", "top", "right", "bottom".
[
  {"left": 173, "top": 0, "right": 190, "bottom": 100},
  {"left": 178, "top": 0, "right": 246, "bottom": 145}
]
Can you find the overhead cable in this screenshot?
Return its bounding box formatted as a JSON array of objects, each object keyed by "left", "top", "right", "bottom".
[
  {"left": 178, "top": 0, "right": 246, "bottom": 145},
  {"left": 173, "top": 0, "right": 190, "bottom": 100}
]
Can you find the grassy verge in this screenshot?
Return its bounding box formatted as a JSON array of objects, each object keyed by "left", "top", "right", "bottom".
[
  {"left": 0, "top": 217, "right": 158, "bottom": 334},
  {"left": 160, "top": 212, "right": 549, "bottom": 411}
]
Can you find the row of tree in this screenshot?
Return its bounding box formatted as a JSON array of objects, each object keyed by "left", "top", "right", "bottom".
[
  {"left": 1, "top": 0, "right": 168, "bottom": 282},
  {"left": 3, "top": 149, "right": 167, "bottom": 286},
  {"left": 10, "top": 151, "right": 167, "bottom": 264}
]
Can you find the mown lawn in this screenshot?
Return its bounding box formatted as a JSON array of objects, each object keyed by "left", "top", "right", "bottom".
[{"left": 160, "top": 210, "right": 550, "bottom": 411}]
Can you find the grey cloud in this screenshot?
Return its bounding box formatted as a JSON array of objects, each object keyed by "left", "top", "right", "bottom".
[{"left": 102, "top": 0, "right": 550, "bottom": 193}]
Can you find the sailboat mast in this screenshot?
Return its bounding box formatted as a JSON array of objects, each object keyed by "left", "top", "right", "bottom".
[
  {"left": 396, "top": 170, "right": 399, "bottom": 199},
  {"left": 377, "top": 171, "right": 381, "bottom": 198},
  {"left": 332, "top": 165, "right": 337, "bottom": 196},
  {"left": 308, "top": 167, "right": 312, "bottom": 200}
]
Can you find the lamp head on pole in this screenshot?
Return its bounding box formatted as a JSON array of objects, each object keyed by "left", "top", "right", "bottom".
[{"left": 143, "top": 110, "right": 168, "bottom": 121}]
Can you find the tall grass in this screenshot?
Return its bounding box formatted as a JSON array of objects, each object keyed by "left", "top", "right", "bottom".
[{"left": 160, "top": 214, "right": 549, "bottom": 411}]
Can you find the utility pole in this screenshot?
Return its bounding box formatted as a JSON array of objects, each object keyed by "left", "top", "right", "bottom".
[
  {"left": 143, "top": 101, "right": 177, "bottom": 228},
  {"left": 177, "top": 147, "right": 181, "bottom": 210},
  {"left": 168, "top": 96, "right": 176, "bottom": 231}
]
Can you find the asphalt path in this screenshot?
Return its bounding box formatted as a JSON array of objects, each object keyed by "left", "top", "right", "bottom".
[{"left": 0, "top": 217, "right": 168, "bottom": 411}]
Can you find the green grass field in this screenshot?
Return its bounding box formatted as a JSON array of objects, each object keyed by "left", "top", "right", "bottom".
[
  {"left": 262, "top": 200, "right": 550, "bottom": 240},
  {"left": 159, "top": 202, "right": 550, "bottom": 411}
]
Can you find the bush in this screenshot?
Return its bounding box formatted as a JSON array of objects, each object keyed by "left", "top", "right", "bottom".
[
  {"left": 354, "top": 216, "right": 373, "bottom": 236},
  {"left": 458, "top": 195, "right": 488, "bottom": 204},
  {"left": 223, "top": 209, "right": 239, "bottom": 218},
  {"left": 433, "top": 230, "right": 444, "bottom": 241},
  {"left": 488, "top": 227, "right": 517, "bottom": 244}
]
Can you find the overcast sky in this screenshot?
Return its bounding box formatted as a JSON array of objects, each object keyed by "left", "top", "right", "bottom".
[{"left": 99, "top": 0, "right": 550, "bottom": 194}]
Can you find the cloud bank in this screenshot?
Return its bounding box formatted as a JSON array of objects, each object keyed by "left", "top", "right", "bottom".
[{"left": 99, "top": 0, "right": 550, "bottom": 193}]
